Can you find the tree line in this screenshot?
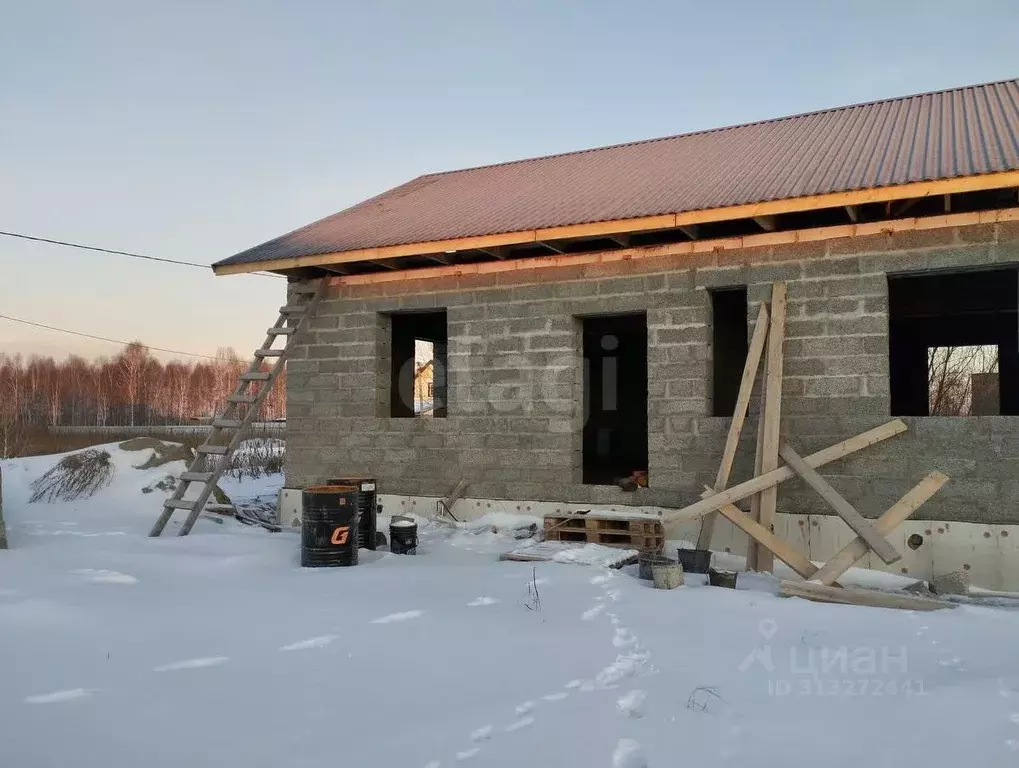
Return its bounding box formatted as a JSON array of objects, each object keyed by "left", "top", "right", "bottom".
[{"left": 0, "top": 343, "right": 286, "bottom": 429}]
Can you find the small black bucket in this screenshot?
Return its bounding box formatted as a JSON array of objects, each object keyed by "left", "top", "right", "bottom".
[
  {"left": 301, "top": 485, "right": 360, "bottom": 567},
  {"left": 709, "top": 568, "right": 738, "bottom": 589},
  {"left": 676, "top": 547, "right": 712, "bottom": 574},
  {"left": 390, "top": 516, "right": 418, "bottom": 555}
]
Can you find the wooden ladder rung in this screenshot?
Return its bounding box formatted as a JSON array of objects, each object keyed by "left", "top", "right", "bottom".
[
  {"left": 254, "top": 348, "right": 284, "bottom": 357},
  {"left": 226, "top": 394, "right": 257, "bottom": 404},
  {"left": 279, "top": 304, "right": 307, "bottom": 315},
  {"left": 164, "top": 499, "right": 195, "bottom": 510},
  {"left": 181, "top": 472, "right": 213, "bottom": 482},
  {"left": 267, "top": 327, "right": 297, "bottom": 335},
  {"left": 197, "top": 444, "right": 230, "bottom": 455},
  {"left": 205, "top": 504, "right": 235, "bottom": 513},
  {"left": 213, "top": 419, "right": 243, "bottom": 429},
  {"left": 239, "top": 372, "right": 271, "bottom": 381}
]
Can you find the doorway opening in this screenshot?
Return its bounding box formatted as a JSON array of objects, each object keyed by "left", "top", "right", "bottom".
[{"left": 581, "top": 313, "right": 648, "bottom": 485}]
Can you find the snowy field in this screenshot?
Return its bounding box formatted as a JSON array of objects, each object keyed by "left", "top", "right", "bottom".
[{"left": 2, "top": 444, "right": 1019, "bottom": 767}]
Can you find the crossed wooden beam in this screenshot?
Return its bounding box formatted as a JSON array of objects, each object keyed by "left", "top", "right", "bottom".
[{"left": 663, "top": 282, "right": 949, "bottom": 588}]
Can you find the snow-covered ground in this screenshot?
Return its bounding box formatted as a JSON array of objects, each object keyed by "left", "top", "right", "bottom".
[{"left": 2, "top": 443, "right": 1019, "bottom": 767}]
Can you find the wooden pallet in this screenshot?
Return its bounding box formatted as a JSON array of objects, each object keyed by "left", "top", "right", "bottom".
[{"left": 543, "top": 514, "right": 664, "bottom": 551}]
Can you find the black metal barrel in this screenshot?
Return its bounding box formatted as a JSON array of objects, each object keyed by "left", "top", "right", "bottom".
[
  {"left": 301, "top": 485, "right": 360, "bottom": 567},
  {"left": 328, "top": 477, "right": 378, "bottom": 550}
]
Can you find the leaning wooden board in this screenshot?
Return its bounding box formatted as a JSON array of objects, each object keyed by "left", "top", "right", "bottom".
[{"left": 779, "top": 580, "right": 953, "bottom": 612}]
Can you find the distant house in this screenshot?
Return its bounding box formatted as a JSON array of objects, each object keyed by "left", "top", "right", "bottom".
[{"left": 214, "top": 78, "right": 1019, "bottom": 537}]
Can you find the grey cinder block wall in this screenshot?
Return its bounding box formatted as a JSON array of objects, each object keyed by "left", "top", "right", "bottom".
[{"left": 285, "top": 221, "right": 1019, "bottom": 524}]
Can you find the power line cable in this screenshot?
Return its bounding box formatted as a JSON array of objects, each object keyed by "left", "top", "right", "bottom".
[
  {"left": 0, "top": 230, "right": 283, "bottom": 278},
  {"left": 0, "top": 313, "right": 220, "bottom": 360}
]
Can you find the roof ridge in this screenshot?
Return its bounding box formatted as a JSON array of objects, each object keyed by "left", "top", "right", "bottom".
[{"left": 419, "top": 76, "right": 1019, "bottom": 179}]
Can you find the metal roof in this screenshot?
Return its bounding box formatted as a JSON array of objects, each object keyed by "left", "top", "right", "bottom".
[{"left": 217, "top": 78, "right": 1019, "bottom": 269}]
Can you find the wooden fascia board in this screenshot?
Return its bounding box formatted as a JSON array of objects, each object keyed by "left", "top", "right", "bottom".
[
  {"left": 330, "top": 206, "right": 1019, "bottom": 287},
  {"left": 213, "top": 170, "right": 1019, "bottom": 276}
]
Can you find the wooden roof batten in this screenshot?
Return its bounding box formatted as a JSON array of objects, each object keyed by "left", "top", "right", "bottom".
[{"left": 213, "top": 171, "right": 1019, "bottom": 277}]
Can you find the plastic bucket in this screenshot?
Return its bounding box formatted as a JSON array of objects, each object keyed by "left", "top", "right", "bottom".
[
  {"left": 301, "top": 485, "right": 360, "bottom": 567},
  {"left": 676, "top": 548, "right": 712, "bottom": 574},
  {"left": 390, "top": 516, "right": 418, "bottom": 555}
]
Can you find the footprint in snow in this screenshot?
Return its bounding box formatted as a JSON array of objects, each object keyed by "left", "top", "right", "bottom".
[
  {"left": 279, "top": 635, "right": 337, "bottom": 652},
  {"left": 71, "top": 569, "right": 138, "bottom": 585},
  {"left": 455, "top": 748, "right": 480, "bottom": 761},
  {"left": 470, "top": 725, "right": 493, "bottom": 742},
  {"left": 24, "top": 688, "right": 92, "bottom": 705},
  {"left": 515, "top": 701, "right": 534, "bottom": 715},
  {"left": 590, "top": 574, "right": 612, "bottom": 585},
  {"left": 612, "top": 738, "right": 648, "bottom": 768},
  {"left": 616, "top": 689, "right": 647, "bottom": 719},
  {"left": 504, "top": 716, "right": 534, "bottom": 732},
  {"left": 582, "top": 604, "right": 605, "bottom": 620},
  {"left": 370, "top": 610, "right": 424, "bottom": 624},
  {"left": 542, "top": 692, "right": 569, "bottom": 702},
  {"left": 467, "top": 597, "right": 498, "bottom": 607},
  {"left": 613, "top": 628, "right": 638, "bottom": 648},
  {"left": 153, "top": 657, "right": 228, "bottom": 672}
]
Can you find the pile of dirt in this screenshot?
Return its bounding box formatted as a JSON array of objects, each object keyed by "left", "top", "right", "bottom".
[
  {"left": 118, "top": 438, "right": 193, "bottom": 469},
  {"left": 30, "top": 449, "right": 115, "bottom": 503}
]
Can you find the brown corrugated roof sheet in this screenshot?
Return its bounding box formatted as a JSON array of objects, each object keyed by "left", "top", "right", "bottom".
[{"left": 217, "top": 78, "right": 1019, "bottom": 268}]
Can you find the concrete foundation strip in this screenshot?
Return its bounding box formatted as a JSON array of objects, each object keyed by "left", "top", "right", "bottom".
[{"left": 665, "top": 419, "right": 908, "bottom": 524}]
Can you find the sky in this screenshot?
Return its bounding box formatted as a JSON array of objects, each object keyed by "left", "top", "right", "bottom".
[{"left": 2, "top": 0, "right": 1017, "bottom": 363}]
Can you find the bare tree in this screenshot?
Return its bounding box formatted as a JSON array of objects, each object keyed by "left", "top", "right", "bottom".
[{"left": 928, "top": 345, "right": 999, "bottom": 415}]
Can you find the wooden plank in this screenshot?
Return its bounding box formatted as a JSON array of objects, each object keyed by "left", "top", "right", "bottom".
[
  {"left": 662, "top": 420, "right": 908, "bottom": 523},
  {"left": 778, "top": 443, "right": 901, "bottom": 565},
  {"left": 778, "top": 580, "right": 952, "bottom": 612},
  {"left": 747, "top": 339, "right": 770, "bottom": 571},
  {"left": 757, "top": 283, "right": 787, "bottom": 572},
  {"left": 705, "top": 488, "right": 817, "bottom": 579},
  {"left": 697, "top": 302, "right": 770, "bottom": 550},
  {"left": 812, "top": 471, "right": 949, "bottom": 585},
  {"left": 213, "top": 172, "right": 1019, "bottom": 275}
]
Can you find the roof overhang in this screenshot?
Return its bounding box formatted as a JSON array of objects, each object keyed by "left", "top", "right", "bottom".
[{"left": 213, "top": 170, "right": 1019, "bottom": 277}]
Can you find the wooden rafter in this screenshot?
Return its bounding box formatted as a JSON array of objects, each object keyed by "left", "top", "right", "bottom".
[
  {"left": 539, "top": 241, "right": 567, "bottom": 254},
  {"left": 678, "top": 224, "right": 700, "bottom": 239},
  {"left": 214, "top": 170, "right": 1019, "bottom": 275},
  {"left": 844, "top": 204, "right": 859, "bottom": 222},
  {"left": 753, "top": 215, "right": 777, "bottom": 231}
]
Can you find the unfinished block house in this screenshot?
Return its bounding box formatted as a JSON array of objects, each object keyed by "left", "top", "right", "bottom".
[{"left": 215, "top": 79, "right": 1019, "bottom": 587}]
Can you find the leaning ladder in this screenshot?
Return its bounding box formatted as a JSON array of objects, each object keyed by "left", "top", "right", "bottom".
[{"left": 149, "top": 280, "right": 324, "bottom": 537}]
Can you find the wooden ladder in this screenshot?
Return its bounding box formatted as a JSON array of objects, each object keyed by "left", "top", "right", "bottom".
[{"left": 149, "top": 280, "right": 324, "bottom": 537}]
